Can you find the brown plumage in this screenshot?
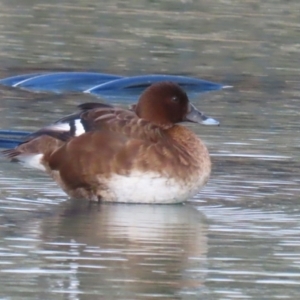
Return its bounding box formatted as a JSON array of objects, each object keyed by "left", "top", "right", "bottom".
[{"left": 2, "top": 82, "right": 219, "bottom": 203}]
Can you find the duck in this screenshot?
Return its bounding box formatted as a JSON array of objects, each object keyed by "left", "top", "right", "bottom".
[{"left": 3, "top": 82, "right": 219, "bottom": 203}]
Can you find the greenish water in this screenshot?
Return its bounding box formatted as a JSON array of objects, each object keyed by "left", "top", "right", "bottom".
[{"left": 0, "top": 0, "right": 300, "bottom": 299}]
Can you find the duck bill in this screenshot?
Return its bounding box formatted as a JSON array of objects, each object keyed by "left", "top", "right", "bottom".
[{"left": 184, "top": 103, "right": 219, "bottom": 126}]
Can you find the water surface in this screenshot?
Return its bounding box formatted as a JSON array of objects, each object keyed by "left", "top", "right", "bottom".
[{"left": 0, "top": 0, "right": 300, "bottom": 299}]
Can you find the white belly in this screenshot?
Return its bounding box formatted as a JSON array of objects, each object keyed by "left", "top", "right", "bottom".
[{"left": 103, "top": 171, "right": 204, "bottom": 204}]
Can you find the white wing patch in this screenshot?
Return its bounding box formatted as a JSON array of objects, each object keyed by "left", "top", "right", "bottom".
[
  {"left": 44, "top": 119, "right": 86, "bottom": 136},
  {"left": 74, "top": 119, "right": 85, "bottom": 136},
  {"left": 45, "top": 123, "right": 71, "bottom": 132}
]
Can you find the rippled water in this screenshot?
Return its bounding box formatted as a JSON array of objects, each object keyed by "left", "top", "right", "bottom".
[{"left": 0, "top": 0, "right": 300, "bottom": 299}]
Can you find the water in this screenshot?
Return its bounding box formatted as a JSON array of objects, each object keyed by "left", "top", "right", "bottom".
[{"left": 0, "top": 0, "right": 300, "bottom": 299}]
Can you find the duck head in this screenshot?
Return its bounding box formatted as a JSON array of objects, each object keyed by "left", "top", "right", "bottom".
[{"left": 134, "top": 82, "right": 219, "bottom": 127}]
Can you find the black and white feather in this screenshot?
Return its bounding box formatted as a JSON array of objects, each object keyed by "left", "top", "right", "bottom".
[{"left": 25, "top": 102, "right": 115, "bottom": 142}]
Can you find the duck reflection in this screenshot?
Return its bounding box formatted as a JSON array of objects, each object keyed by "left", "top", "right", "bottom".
[{"left": 39, "top": 201, "right": 208, "bottom": 299}]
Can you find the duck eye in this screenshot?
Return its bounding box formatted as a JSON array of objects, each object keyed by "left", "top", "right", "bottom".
[{"left": 171, "top": 96, "right": 179, "bottom": 103}]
